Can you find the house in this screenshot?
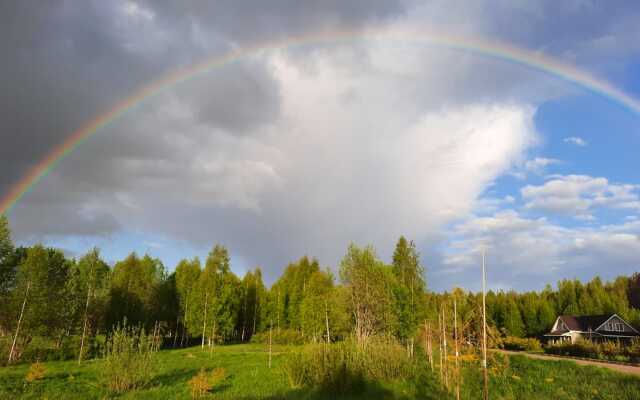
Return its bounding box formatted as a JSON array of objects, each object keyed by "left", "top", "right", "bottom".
[{"left": 545, "top": 314, "right": 640, "bottom": 345}]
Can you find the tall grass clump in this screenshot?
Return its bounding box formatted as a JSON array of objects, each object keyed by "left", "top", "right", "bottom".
[
  {"left": 100, "top": 323, "right": 155, "bottom": 393},
  {"left": 282, "top": 338, "right": 415, "bottom": 394},
  {"left": 24, "top": 361, "right": 46, "bottom": 382},
  {"left": 188, "top": 367, "right": 227, "bottom": 399}
]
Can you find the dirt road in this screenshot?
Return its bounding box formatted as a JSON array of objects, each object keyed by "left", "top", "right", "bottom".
[{"left": 497, "top": 349, "right": 640, "bottom": 377}]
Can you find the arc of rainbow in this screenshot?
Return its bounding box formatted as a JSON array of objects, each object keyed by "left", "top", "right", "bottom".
[{"left": 2, "top": 27, "right": 639, "bottom": 216}]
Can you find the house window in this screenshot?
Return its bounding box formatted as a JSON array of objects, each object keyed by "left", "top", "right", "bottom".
[{"left": 615, "top": 323, "right": 624, "bottom": 332}]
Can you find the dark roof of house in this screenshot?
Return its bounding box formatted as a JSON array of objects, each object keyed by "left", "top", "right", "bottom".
[{"left": 559, "top": 314, "right": 612, "bottom": 332}]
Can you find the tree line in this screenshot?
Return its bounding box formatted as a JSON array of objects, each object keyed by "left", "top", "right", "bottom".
[{"left": 1, "top": 214, "right": 639, "bottom": 361}]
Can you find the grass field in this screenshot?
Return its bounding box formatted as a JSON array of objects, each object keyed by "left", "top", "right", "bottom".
[{"left": 1, "top": 344, "right": 639, "bottom": 399}]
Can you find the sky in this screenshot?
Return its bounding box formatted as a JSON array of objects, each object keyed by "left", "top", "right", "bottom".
[{"left": 1, "top": 1, "right": 639, "bottom": 292}]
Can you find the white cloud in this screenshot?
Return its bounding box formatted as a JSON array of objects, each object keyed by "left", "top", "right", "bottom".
[
  {"left": 521, "top": 175, "right": 640, "bottom": 217},
  {"left": 440, "top": 210, "right": 640, "bottom": 290},
  {"left": 564, "top": 136, "right": 588, "bottom": 146},
  {"left": 524, "top": 157, "right": 561, "bottom": 175}
]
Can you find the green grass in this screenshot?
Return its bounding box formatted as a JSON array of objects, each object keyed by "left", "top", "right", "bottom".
[
  {"left": 459, "top": 354, "right": 640, "bottom": 400},
  {"left": 0, "top": 344, "right": 639, "bottom": 399}
]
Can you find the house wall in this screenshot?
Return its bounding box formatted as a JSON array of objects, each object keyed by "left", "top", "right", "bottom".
[
  {"left": 569, "top": 331, "right": 582, "bottom": 344},
  {"left": 598, "top": 316, "right": 634, "bottom": 333}
]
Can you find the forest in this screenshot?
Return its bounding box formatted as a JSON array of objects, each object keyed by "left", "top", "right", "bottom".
[{"left": 2, "top": 213, "right": 639, "bottom": 362}]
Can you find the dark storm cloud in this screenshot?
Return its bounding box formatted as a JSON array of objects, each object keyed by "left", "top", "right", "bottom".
[
  {"left": 0, "top": 1, "right": 171, "bottom": 196},
  {"left": 178, "top": 61, "right": 282, "bottom": 134},
  {"left": 137, "top": 0, "right": 406, "bottom": 42},
  {"left": 0, "top": 0, "right": 406, "bottom": 234}
]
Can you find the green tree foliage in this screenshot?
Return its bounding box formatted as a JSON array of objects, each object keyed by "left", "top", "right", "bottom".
[
  {"left": 339, "top": 244, "right": 397, "bottom": 343},
  {"left": 67, "top": 248, "right": 110, "bottom": 334},
  {"left": 13, "top": 245, "right": 72, "bottom": 340},
  {"left": 106, "top": 253, "right": 165, "bottom": 329},
  {"left": 0, "top": 215, "right": 13, "bottom": 282},
  {"left": 299, "top": 270, "right": 335, "bottom": 342},
  {"left": 502, "top": 296, "right": 525, "bottom": 337},
  {"left": 270, "top": 256, "right": 320, "bottom": 331},
  {"left": 175, "top": 258, "right": 201, "bottom": 341},
  {"left": 0, "top": 215, "right": 15, "bottom": 333},
  {"left": 629, "top": 273, "right": 640, "bottom": 309},
  {"left": 391, "top": 236, "right": 426, "bottom": 340},
  {"left": 188, "top": 244, "right": 242, "bottom": 346}
]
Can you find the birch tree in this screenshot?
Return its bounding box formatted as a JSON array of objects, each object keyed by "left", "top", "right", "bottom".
[{"left": 72, "top": 248, "right": 109, "bottom": 363}]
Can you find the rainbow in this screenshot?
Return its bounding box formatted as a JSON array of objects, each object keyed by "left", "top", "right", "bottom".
[{"left": 2, "top": 27, "right": 640, "bottom": 216}]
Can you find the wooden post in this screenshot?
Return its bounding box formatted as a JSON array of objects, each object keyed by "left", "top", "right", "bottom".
[
  {"left": 454, "top": 297, "right": 460, "bottom": 400},
  {"left": 481, "top": 250, "right": 489, "bottom": 400},
  {"left": 9, "top": 281, "right": 30, "bottom": 363}
]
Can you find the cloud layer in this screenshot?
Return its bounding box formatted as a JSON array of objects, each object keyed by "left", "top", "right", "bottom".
[{"left": 2, "top": 1, "right": 640, "bottom": 288}]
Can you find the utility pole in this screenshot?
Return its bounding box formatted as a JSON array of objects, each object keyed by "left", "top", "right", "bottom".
[
  {"left": 454, "top": 297, "right": 460, "bottom": 400},
  {"left": 481, "top": 249, "right": 489, "bottom": 400}
]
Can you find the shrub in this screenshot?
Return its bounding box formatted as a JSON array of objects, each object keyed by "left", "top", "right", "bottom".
[
  {"left": 500, "top": 336, "right": 542, "bottom": 352},
  {"left": 25, "top": 361, "right": 46, "bottom": 382},
  {"left": 188, "top": 367, "right": 227, "bottom": 399},
  {"left": 545, "top": 340, "right": 597, "bottom": 358},
  {"left": 100, "top": 324, "right": 155, "bottom": 393},
  {"left": 624, "top": 339, "right": 640, "bottom": 363},
  {"left": 544, "top": 339, "right": 634, "bottom": 363},
  {"left": 282, "top": 338, "right": 415, "bottom": 394}
]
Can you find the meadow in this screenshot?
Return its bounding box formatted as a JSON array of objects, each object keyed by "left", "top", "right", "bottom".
[{"left": 1, "top": 343, "right": 639, "bottom": 400}]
